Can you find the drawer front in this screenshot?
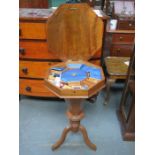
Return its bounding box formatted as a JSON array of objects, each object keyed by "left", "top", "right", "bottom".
[
  {"left": 110, "top": 45, "right": 133, "bottom": 57},
  {"left": 19, "top": 41, "right": 59, "bottom": 59},
  {"left": 112, "top": 33, "right": 134, "bottom": 44},
  {"left": 19, "top": 79, "right": 55, "bottom": 97},
  {"left": 117, "top": 20, "right": 135, "bottom": 30},
  {"left": 19, "top": 61, "right": 60, "bottom": 78},
  {"left": 19, "top": 22, "right": 47, "bottom": 39}
]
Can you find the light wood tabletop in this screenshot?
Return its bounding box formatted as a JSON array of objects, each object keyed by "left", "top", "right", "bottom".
[{"left": 105, "top": 56, "right": 130, "bottom": 78}]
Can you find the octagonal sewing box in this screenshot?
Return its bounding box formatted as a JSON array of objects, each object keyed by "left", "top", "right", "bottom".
[{"left": 44, "top": 3, "right": 106, "bottom": 98}]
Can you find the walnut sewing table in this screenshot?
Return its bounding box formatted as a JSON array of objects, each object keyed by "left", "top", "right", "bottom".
[{"left": 44, "top": 3, "right": 108, "bottom": 151}]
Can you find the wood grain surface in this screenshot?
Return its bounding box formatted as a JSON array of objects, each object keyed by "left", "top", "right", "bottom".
[
  {"left": 20, "top": 79, "right": 55, "bottom": 97},
  {"left": 20, "top": 22, "right": 47, "bottom": 39},
  {"left": 112, "top": 33, "right": 134, "bottom": 44},
  {"left": 110, "top": 44, "right": 133, "bottom": 57},
  {"left": 105, "top": 56, "right": 130, "bottom": 76},
  {"left": 19, "top": 41, "right": 102, "bottom": 60},
  {"left": 19, "top": 0, "right": 48, "bottom": 8},
  {"left": 47, "top": 3, "right": 104, "bottom": 61},
  {"left": 19, "top": 41, "right": 58, "bottom": 59},
  {"left": 19, "top": 61, "right": 58, "bottom": 78}
]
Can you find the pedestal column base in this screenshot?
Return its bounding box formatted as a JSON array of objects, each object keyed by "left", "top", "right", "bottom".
[{"left": 52, "top": 99, "right": 96, "bottom": 151}]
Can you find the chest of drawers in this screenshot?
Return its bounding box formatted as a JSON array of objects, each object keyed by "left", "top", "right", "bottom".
[
  {"left": 19, "top": 8, "right": 107, "bottom": 97},
  {"left": 106, "top": 19, "right": 135, "bottom": 57}
]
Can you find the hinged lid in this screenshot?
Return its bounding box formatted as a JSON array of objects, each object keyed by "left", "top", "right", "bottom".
[{"left": 47, "top": 3, "right": 103, "bottom": 61}]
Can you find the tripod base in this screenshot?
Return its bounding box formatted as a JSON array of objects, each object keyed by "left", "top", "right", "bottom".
[{"left": 52, "top": 99, "right": 96, "bottom": 151}]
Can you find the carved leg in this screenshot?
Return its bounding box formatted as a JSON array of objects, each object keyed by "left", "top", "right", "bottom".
[
  {"left": 52, "top": 126, "right": 72, "bottom": 150},
  {"left": 79, "top": 125, "right": 97, "bottom": 151},
  {"left": 52, "top": 99, "right": 96, "bottom": 151},
  {"left": 104, "top": 78, "right": 116, "bottom": 105}
]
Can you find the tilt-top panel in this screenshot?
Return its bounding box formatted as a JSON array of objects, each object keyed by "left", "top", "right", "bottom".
[{"left": 47, "top": 3, "right": 103, "bottom": 61}]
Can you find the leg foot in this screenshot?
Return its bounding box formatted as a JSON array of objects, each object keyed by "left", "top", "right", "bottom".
[
  {"left": 79, "top": 125, "right": 97, "bottom": 151},
  {"left": 52, "top": 126, "right": 71, "bottom": 151}
]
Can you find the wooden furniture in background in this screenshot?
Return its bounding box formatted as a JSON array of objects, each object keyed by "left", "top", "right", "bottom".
[
  {"left": 44, "top": 4, "right": 107, "bottom": 150},
  {"left": 19, "top": 8, "right": 108, "bottom": 97},
  {"left": 103, "top": 1, "right": 135, "bottom": 57},
  {"left": 19, "top": 9, "right": 56, "bottom": 97},
  {"left": 19, "top": 0, "right": 49, "bottom": 8},
  {"left": 116, "top": 16, "right": 134, "bottom": 30},
  {"left": 104, "top": 56, "right": 130, "bottom": 104},
  {"left": 106, "top": 19, "right": 134, "bottom": 57},
  {"left": 117, "top": 49, "right": 135, "bottom": 141}
]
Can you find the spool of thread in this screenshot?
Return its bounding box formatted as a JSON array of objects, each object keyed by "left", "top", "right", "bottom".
[{"left": 87, "top": 72, "right": 90, "bottom": 78}]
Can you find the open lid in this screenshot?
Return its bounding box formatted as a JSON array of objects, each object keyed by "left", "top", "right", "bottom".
[{"left": 47, "top": 3, "right": 103, "bottom": 61}]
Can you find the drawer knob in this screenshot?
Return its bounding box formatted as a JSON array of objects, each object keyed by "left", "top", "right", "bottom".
[
  {"left": 119, "top": 37, "right": 123, "bottom": 41},
  {"left": 22, "top": 68, "right": 28, "bottom": 74},
  {"left": 129, "top": 23, "right": 132, "bottom": 27},
  {"left": 19, "top": 48, "right": 25, "bottom": 55},
  {"left": 25, "top": 86, "right": 31, "bottom": 92},
  {"left": 48, "top": 62, "right": 52, "bottom": 65},
  {"left": 116, "top": 48, "right": 121, "bottom": 52}
]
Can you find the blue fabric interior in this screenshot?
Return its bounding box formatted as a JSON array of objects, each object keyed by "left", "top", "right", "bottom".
[
  {"left": 61, "top": 64, "right": 102, "bottom": 82},
  {"left": 80, "top": 64, "right": 102, "bottom": 80},
  {"left": 61, "top": 69, "right": 87, "bottom": 82}
]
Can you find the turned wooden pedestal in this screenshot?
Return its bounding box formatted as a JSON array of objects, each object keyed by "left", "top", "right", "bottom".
[{"left": 52, "top": 99, "right": 96, "bottom": 151}]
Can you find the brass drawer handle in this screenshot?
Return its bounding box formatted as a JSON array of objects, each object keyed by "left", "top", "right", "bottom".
[
  {"left": 19, "top": 48, "right": 25, "bottom": 55},
  {"left": 119, "top": 37, "right": 123, "bottom": 41},
  {"left": 22, "top": 68, "right": 28, "bottom": 74},
  {"left": 25, "top": 86, "right": 31, "bottom": 92},
  {"left": 116, "top": 48, "right": 121, "bottom": 52}
]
